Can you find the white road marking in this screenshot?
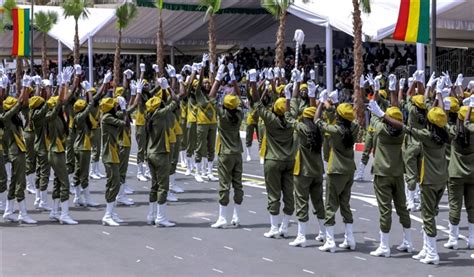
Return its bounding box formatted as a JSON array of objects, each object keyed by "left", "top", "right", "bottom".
[
  {"left": 303, "top": 269, "right": 315, "bottom": 275},
  {"left": 142, "top": 186, "right": 148, "bottom": 189},
  {"left": 262, "top": 257, "right": 273, "bottom": 262},
  {"left": 262, "top": 192, "right": 268, "bottom": 195},
  {"left": 244, "top": 194, "right": 252, "bottom": 198},
  {"left": 145, "top": 246, "right": 155, "bottom": 250},
  {"left": 351, "top": 208, "right": 357, "bottom": 212},
  {"left": 174, "top": 256, "right": 183, "bottom": 260},
  {"left": 201, "top": 217, "right": 211, "bottom": 221},
  {"left": 136, "top": 259, "right": 141, "bottom": 263},
  {"left": 22, "top": 253, "right": 27, "bottom": 256},
  {"left": 248, "top": 210, "right": 257, "bottom": 214},
  {"left": 224, "top": 246, "right": 233, "bottom": 251},
  {"left": 210, "top": 187, "right": 217, "bottom": 191},
  {"left": 212, "top": 268, "right": 224, "bottom": 274},
  {"left": 192, "top": 237, "right": 203, "bottom": 241},
  {"left": 358, "top": 217, "right": 371, "bottom": 222},
  {"left": 354, "top": 256, "right": 367, "bottom": 261},
  {"left": 363, "top": 237, "right": 377, "bottom": 242},
  {"left": 184, "top": 182, "right": 189, "bottom": 185},
  {"left": 442, "top": 219, "right": 449, "bottom": 222},
  {"left": 363, "top": 204, "right": 372, "bottom": 208},
  {"left": 243, "top": 228, "right": 252, "bottom": 231},
  {"left": 102, "top": 231, "right": 110, "bottom": 235}
]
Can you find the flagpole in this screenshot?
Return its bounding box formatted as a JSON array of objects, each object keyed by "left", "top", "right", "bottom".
[
  {"left": 431, "top": 0, "right": 436, "bottom": 74},
  {"left": 30, "top": 0, "right": 34, "bottom": 74}
]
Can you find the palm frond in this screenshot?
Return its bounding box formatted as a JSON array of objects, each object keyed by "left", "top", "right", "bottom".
[
  {"left": 359, "top": 0, "right": 371, "bottom": 13},
  {"left": 261, "top": 0, "right": 293, "bottom": 18},
  {"left": 34, "top": 10, "right": 59, "bottom": 33},
  {"left": 61, "top": 0, "right": 90, "bottom": 21},
  {"left": 115, "top": 3, "right": 138, "bottom": 30},
  {"left": 155, "top": 0, "right": 164, "bottom": 10},
  {"left": 2, "top": 0, "right": 17, "bottom": 24},
  {"left": 199, "top": 0, "right": 221, "bottom": 15}
]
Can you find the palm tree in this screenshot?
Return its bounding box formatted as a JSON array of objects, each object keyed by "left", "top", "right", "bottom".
[
  {"left": 155, "top": 0, "right": 164, "bottom": 74},
  {"left": 352, "top": 0, "right": 371, "bottom": 127},
  {"left": 61, "top": 0, "right": 89, "bottom": 65},
  {"left": 114, "top": 2, "right": 137, "bottom": 84},
  {"left": 261, "top": 0, "right": 292, "bottom": 67},
  {"left": 200, "top": 0, "right": 221, "bottom": 67},
  {"left": 34, "top": 10, "right": 58, "bottom": 78},
  {"left": 1, "top": 0, "right": 22, "bottom": 90}
]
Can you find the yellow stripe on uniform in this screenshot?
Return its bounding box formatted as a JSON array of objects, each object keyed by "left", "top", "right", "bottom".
[
  {"left": 259, "top": 133, "right": 267, "bottom": 159},
  {"left": 419, "top": 156, "right": 425, "bottom": 185},
  {"left": 405, "top": 0, "right": 421, "bottom": 42},
  {"left": 327, "top": 148, "right": 334, "bottom": 174},
  {"left": 293, "top": 149, "right": 301, "bottom": 175}
]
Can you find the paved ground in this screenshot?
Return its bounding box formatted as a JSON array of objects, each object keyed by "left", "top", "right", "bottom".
[{"left": 1, "top": 136, "right": 473, "bottom": 276}]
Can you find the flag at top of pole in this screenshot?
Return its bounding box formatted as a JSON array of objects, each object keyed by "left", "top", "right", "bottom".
[
  {"left": 11, "top": 8, "right": 31, "bottom": 57},
  {"left": 393, "top": 0, "right": 430, "bottom": 44}
]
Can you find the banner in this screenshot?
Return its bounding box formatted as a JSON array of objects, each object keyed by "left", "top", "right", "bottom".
[
  {"left": 11, "top": 7, "right": 30, "bottom": 57},
  {"left": 393, "top": 0, "right": 430, "bottom": 44}
]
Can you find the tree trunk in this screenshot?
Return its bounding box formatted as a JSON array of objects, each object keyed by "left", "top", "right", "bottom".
[
  {"left": 114, "top": 28, "right": 122, "bottom": 85},
  {"left": 15, "top": 56, "right": 22, "bottom": 95},
  {"left": 74, "top": 19, "right": 79, "bottom": 65},
  {"left": 352, "top": 0, "right": 365, "bottom": 127},
  {"left": 42, "top": 32, "right": 48, "bottom": 79},
  {"left": 208, "top": 13, "right": 216, "bottom": 68},
  {"left": 275, "top": 11, "right": 286, "bottom": 68},
  {"left": 156, "top": 9, "right": 164, "bottom": 75}
]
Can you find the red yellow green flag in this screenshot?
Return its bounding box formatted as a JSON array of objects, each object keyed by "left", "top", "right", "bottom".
[
  {"left": 393, "top": 0, "right": 430, "bottom": 44},
  {"left": 11, "top": 8, "right": 30, "bottom": 57}
]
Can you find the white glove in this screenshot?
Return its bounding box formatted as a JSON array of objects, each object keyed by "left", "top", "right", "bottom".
[
  {"left": 259, "top": 68, "right": 267, "bottom": 81},
  {"left": 229, "top": 68, "right": 236, "bottom": 82},
  {"left": 368, "top": 100, "right": 385, "bottom": 118},
  {"left": 265, "top": 80, "right": 271, "bottom": 91},
  {"left": 374, "top": 75, "right": 381, "bottom": 91},
  {"left": 181, "top": 64, "right": 192, "bottom": 73},
  {"left": 388, "top": 74, "right": 397, "bottom": 91},
  {"left": 399, "top": 78, "right": 406, "bottom": 88},
  {"left": 455, "top": 73, "right": 463, "bottom": 87},
  {"left": 165, "top": 64, "right": 176, "bottom": 78},
  {"left": 81, "top": 80, "right": 91, "bottom": 91},
  {"left": 74, "top": 64, "right": 82, "bottom": 75},
  {"left": 123, "top": 69, "right": 134, "bottom": 79},
  {"left": 117, "top": 96, "right": 127, "bottom": 111},
  {"left": 218, "top": 55, "right": 225, "bottom": 67},
  {"left": 56, "top": 73, "right": 62, "bottom": 86},
  {"left": 408, "top": 77, "right": 414, "bottom": 88},
  {"left": 470, "top": 95, "right": 474, "bottom": 108},
  {"left": 436, "top": 78, "right": 444, "bottom": 93},
  {"left": 273, "top": 67, "right": 280, "bottom": 78},
  {"left": 136, "top": 79, "right": 145, "bottom": 94},
  {"left": 248, "top": 69, "right": 257, "bottom": 82},
  {"left": 280, "top": 68, "right": 286, "bottom": 79},
  {"left": 176, "top": 75, "right": 183, "bottom": 83},
  {"left": 22, "top": 74, "right": 32, "bottom": 88},
  {"left": 318, "top": 89, "right": 328, "bottom": 103},
  {"left": 49, "top": 73, "right": 54, "bottom": 86},
  {"left": 191, "top": 63, "right": 199, "bottom": 74},
  {"left": 215, "top": 64, "right": 226, "bottom": 82},
  {"left": 151, "top": 64, "right": 159, "bottom": 73},
  {"left": 32, "top": 75, "right": 42, "bottom": 86},
  {"left": 158, "top": 77, "right": 169, "bottom": 90},
  {"left": 309, "top": 69, "right": 316, "bottom": 81},
  {"left": 266, "top": 68, "right": 274, "bottom": 80},
  {"left": 359, "top": 75, "right": 366, "bottom": 87},
  {"left": 284, "top": 83, "right": 293, "bottom": 100},
  {"left": 366, "top": 73, "right": 374, "bottom": 87},
  {"left": 442, "top": 71, "right": 453, "bottom": 87},
  {"left": 202, "top": 53, "right": 210, "bottom": 64},
  {"left": 328, "top": 90, "right": 339, "bottom": 104},
  {"left": 291, "top": 69, "right": 301, "bottom": 82},
  {"left": 443, "top": 98, "right": 451, "bottom": 111},
  {"left": 140, "top": 63, "right": 146, "bottom": 73},
  {"left": 426, "top": 72, "right": 437, "bottom": 88},
  {"left": 0, "top": 78, "right": 5, "bottom": 89},
  {"left": 103, "top": 70, "right": 112, "bottom": 84},
  {"left": 61, "top": 66, "right": 74, "bottom": 84},
  {"left": 130, "top": 80, "right": 137, "bottom": 96},
  {"left": 462, "top": 97, "right": 470, "bottom": 106},
  {"left": 441, "top": 88, "right": 450, "bottom": 99},
  {"left": 468, "top": 80, "right": 474, "bottom": 90},
  {"left": 41, "top": 79, "right": 51, "bottom": 87},
  {"left": 307, "top": 81, "right": 317, "bottom": 98},
  {"left": 413, "top": 70, "right": 424, "bottom": 83}
]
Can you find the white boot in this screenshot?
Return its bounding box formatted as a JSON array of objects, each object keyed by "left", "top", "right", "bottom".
[
  {"left": 353, "top": 162, "right": 366, "bottom": 181},
  {"left": 60, "top": 201, "right": 78, "bottom": 225},
  {"left": 370, "top": 231, "right": 391, "bottom": 257},
  {"left": 279, "top": 214, "right": 290, "bottom": 237},
  {"left": 0, "top": 191, "right": 6, "bottom": 211},
  {"left": 102, "top": 202, "right": 120, "bottom": 226},
  {"left": 82, "top": 187, "right": 99, "bottom": 207},
  {"left": 169, "top": 174, "right": 184, "bottom": 193},
  {"left": 211, "top": 204, "right": 230, "bottom": 228},
  {"left": 94, "top": 162, "right": 106, "bottom": 178},
  {"left": 167, "top": 192, "right": 179, "bottom": 202},
  {"left": 146, "top": 202, "right": 157, "bottom": 225},
  {"left": 137, "top": 163, "right": 148, "bottom": 182},
  {"left": 73, "top": 186, "right": 85, "bottom": 207},
  {"left": 319, "top": 226, "right": 336, "bottom": 253},
  {"left": 259, "top": 157, "right": 264, "bottom": 165},
  {"left": 179, "top": 151, "right": 187, "bottom": 168},
  {"left": 68, "top": 175, "right": 75, "bottom": 195},
  {"left": 143, "top": 163, "right": 152, "bottom": 179},
  {"left": 231, "top": 204, "right": 241, "bottom": 226},
  {"left": 264, "top": 215, "right": 281, "bottom": 238},
  {"left": 34, "top": 188, "right": 41, "bottom": 207},
  {"left": 289, "top": 221, "right": 307, "bottom": 247},
  {"left": 420, "top": 235, "right": 440, "bottom": 265},
  {"left": 194, "top": 162, "right": 204, "bottom": 183},
  {"left": 185, "top": 157, "right": 193, "bottom": 176},
  {"left": 155, "top": 203, "right": 176, "bottom": 227},
  {"left": 412, "top": 231, "right": 428, "bottom": 260},
  {"left": 245, "top": 146, "right": 252, "bottom": 162},
  {"left": 338, "top": 223, "right": 356, "bottom": 250},
  {"left": 3, "top": 199, "right": 18, "bottom": 222},
  {"left": 396, "top": 228, "right": 413, "bottom": 253},
  {"left": 469, "top": 223, "right": 474, "bottom": 249},
  {"left": 123, "top": 183, "right": 134, "bottom": 194},
  {"left": 116, "top": 185, "right": 134, "bottom": 206},
  {"left": 26, "top": 174, "right": 36, "bottom": 194},
  {"left": 414, "top": 183, "right": 421, "bottom": 203},
  {"left": 315, "top": 219, "right": 326, "bottom": 242},
  {"left": 18, "top": 200, "right": 37, "bottom": 224},
  {"left": 49, "top": 199, "right": 60, "bottom": 221},
  {"left": 38, "top": 190, "right": 51, "bottom": 211},
  {"left": 207, "top": 161, "right": 218, "bottom": 181},
  {"left": 406, "top": 189, "right": 418, "bottom": 212},
  {"left": 201, "top": 158, "right": 208, "bottom": 179},
  {"left": 89, "top": 162, "right": 101, "bottom": 180},
  {"left": 443, "top": 223, "right": 459, "bottom": 249}
]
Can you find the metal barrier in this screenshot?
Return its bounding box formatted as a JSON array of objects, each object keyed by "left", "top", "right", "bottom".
[{"left": 436, "top": 49, "right": 474, "bottom": 77}]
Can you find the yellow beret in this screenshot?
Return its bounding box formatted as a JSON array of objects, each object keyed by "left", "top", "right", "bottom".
[
  {"left": 428, "top": 107, "right": 447, "bottom": 128},
  {"left": 88, "top": 87, "right": 97, "bottom": 94},
  {"left": 464, "top": 91, "right": 471, "bottom": 98},
  {"left": 336, "top": 103, "right": 355, "bottom": 122},
  {"left": 146, "top": 96, "right": 162, "bottom": 113},
  {"left": 192, "top": 79, "right": 199, "bottom": 89},
  {"left": 276, "top": 85, "right": 285, "bottom": 94},
  {"left": 29, "top": 96, "right": 45, "bottom": 110},
  {"left": 302, "top": 106, "right": 316, "bottom": 119},
  {"left": 143, "top": 79, "right": 149, "bottom": 85},
  {"left": 73, "top": 99, "right": 87, "bottom": 113},
  {"left": 300, "top": 84, "right": 308, "bottom": 91},
  {"left": 47, "top": 96, "right": 59, "bottom": 109},
  {"left": 223, "top": 94, "right": 240, "bottom": 110},
  {"left": 100, "top": 97, "right": 116, "bottom": 113},
  {"left": 114, "top": 87, "right": 124, "bottom": 98},
  {"left": 411, "top": 95, "right": 425, "bottom": 109},
  {"left": 458, "top": 106, "right": 474, "bottom": 122},
  {"left": 379, "top": 90, "right": 388, "bottom": 99},
  {"left": 27, "top": 87, "right": 34, "bottom": 95},
  {"left": 386, "top": 107, "right": 403, "bottom": 122},
  {"left": 446, "top": 96, "right": 460, "bottom": 113},
  {"left": 203, "top": 78, "right": 210, "bottom": 84},
  {"left": 273, "top": 97, "right": 286, "bottom": 116},
  {"left": 3, "top": 96, "right": 18, "bottom": 111}
]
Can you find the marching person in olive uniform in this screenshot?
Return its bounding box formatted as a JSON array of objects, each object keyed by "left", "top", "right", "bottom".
[
  {"left": 24, "top": 88, "right": 37, "bottom": 195},
  {"left": 135, "top": 64, "right": 150, "bottom": 182},
  {"left": 249, "top": 69, "right": 295, "bottom": 239},
  {"left": 144, "top": 77, "right": 180, "bottom": 227},
  {"left": 208, "top": 63, "right": 244, "bottom": 228},
  {"left": 444, "top": 100, "right": 474, "bottom": 250},
  {"left": 46, "top": 67, "right": 79, "bottom": 225},
  {"left": 285, "top": 77, "right": 326, "bottom": 248},
  {"left": 89, "top": 85, "right": 106, "bottom": 180},
  {"left": 1, "top": 75, "right": 37, "bottom": 224},
  {"left": 315, "top": 99, "right": 359, "bottom": 253},
  {"left": 366, "top": 89, "right": 413, "bottom": 258},
  {"left": 245, "top": 85, "right": 259, "bottom": 162},
  {"left": 184, "top": 77, "right": 199, "bottom": 176}
]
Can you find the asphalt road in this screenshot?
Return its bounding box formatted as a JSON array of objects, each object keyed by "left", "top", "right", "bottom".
[{"left": 1, "top": 135, "right": 473, "bottom": 276}]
